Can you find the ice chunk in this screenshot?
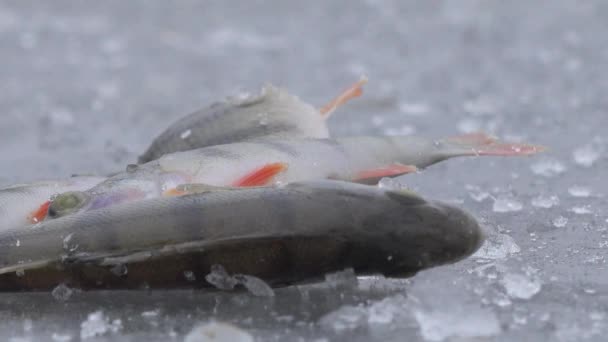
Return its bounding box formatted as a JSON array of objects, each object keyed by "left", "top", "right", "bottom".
[
  {"left": 184, "top": 270, "right": 196, "bottom": 282},
  {"left": 51, "top": 283, "right": 73, "bottom": 302},
  {"left": 492, "top": 197, "right": 523, "bottom": 213},
  {"left": 51, "top": 333, "right": 73, "bottom": 342},
  {"left": 465, "top": 184, "right": 490, "bottom": 202},
  {"left": 319, "top": 305, "right": 367, "bottom": 332},
  {"left": 571, "top": 206, "right": 592, "bottom": 214},
  {"left": 473, "top": 233, "right": 520, "bottom": 260},
  {"left": 205, "top": 265, "right": 238, "bottom": 290},
  {"left": 552, "top": 216, "right": 568, "bottom": 228},
  {"left": 530, "top": 159, "right": 566, "bottom": 177},
  {"left": 80, "top": 311, "right": 122, "bottom": 339},
  {"left": 399, "top": 102, "right": 430, "bottom": 116},
  {"left": 233, "top": 274, "right": 275, "bottom": 297},
  {"left": 531, "top": 195, "right": 559, "bottom": 208},
  {"left": 568, "top": 185, "right": 591, "bottom": 197},
  {"left": 205, "top": 265, "right": 274, "bottom": 296},
  {"left": 324, "top": 268, "right": 358, "bottom": 288},
  {"left": 501, "top": 273, "right": 542, "bottom": 300},
  {"left": 184, "top": 322, "right": 254, "bottom": 342},
  {"left": 573, "top": 144, "right": 601, "bottom": 167},
  {"left": 412, "top": 300, "right": 501, "bottom": 341}
]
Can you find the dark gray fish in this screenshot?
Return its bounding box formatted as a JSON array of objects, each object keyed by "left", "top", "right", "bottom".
[{"left": 0, "top": 180, "right": 483, "bottom": 291}]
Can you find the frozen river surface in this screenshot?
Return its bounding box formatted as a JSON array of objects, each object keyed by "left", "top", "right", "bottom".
[{"left": 0, "top": 1, "right": 606, "bottom": 341}]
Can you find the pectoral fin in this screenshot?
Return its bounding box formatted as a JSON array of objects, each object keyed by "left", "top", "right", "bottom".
[
  {"left": 233, "top": 162, "right": 289, "bottom": 187},
  {"left": 353, "top": 164, "right": 418, "bottom": 184},
  {"left": 28, "top": 200, "right": 51, "bottom": 224}
]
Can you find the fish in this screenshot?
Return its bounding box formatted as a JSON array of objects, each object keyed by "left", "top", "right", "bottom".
[
  {"left": 0, "top": 180, "right": 484, "bottom": 290},
  {"left": 46, "top": 132, "right": 544, "bottom": 218},
  {"left": 138, "top": 78, "right": 367, "bottom": 163},
  {"left": 0, "top": 176, "right": 106, "bottom": 232}
]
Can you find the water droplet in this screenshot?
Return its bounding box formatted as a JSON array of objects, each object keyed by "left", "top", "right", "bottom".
[{"left": 180, "top": 129, "right": 192, "bottom": 139}]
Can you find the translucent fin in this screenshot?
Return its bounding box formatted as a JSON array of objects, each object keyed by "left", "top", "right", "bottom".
[
  {"left": 233, "top": 162, "right": 288, "bottom": 187},
  {"left": 354, "top": 164, "right": 418, "bottom": 183}
]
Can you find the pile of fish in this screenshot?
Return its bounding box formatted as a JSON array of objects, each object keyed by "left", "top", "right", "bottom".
[{"left": 0, "top": 79, "right": 543, "bottom": 291}]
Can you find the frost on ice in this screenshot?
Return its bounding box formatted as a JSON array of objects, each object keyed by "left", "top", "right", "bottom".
[
  {"left": 572, "top": 143, "right": 602, "bottom": 167},
  {"left": 492, "top": 196, "right": 523, "bottom": 213},
  {"left": 184, "top": 322, "right": 253, "bottom": 342},
  {"left": 568, "top": 185, "right": 591, "bottom": 197},
  {"left": 531, "top": 195, "right": 559, "bottom": 208},
  {"left": 530, "top": 159, "right": 566, "bottom": 177}
]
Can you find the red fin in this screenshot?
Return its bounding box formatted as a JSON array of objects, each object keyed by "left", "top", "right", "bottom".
[
  {"left": 354, "top": 164, "right": 418, "bottom": 182},
  {"left": 447, "top": 132, "right": 497, "bottom": 146},
  {"left": 233, "top": 162, "right": 288, "bottom": 187},
  {"left": 470, "top": 143, "right": 546, "bottom": 156},
  {"left": 28, "top": 200, "right": 51, "bottom": 224},
  {"left": 319, "top": 77, "right": 368, "bottom": 118}
]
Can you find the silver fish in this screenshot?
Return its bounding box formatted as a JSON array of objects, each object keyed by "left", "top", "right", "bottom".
[{"left": 138, "top": 79, "right": 366, "bottom": 163}]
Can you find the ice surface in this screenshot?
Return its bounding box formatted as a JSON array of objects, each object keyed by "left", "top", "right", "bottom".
[
  {"left": 1, "top": 1, "right": 607, "bottom": 341},
  {"left": 184, "top": 322, "right": 254, "bottom": 342}
]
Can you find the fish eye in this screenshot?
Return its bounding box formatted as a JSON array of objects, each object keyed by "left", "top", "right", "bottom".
[{"left": 48, "top": 192, "right": 88, "bottom": 219}]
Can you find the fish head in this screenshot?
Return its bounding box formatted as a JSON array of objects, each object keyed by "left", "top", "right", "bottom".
[
  {"left": 366, "top": 189, "right": 485, "bottom": 277},
  {"left": 47, "top": 191, "right": 90, "bottom": 219}
]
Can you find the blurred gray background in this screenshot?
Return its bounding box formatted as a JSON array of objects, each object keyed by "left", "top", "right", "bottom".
[{"left": 0, "top": 1, "right": 606, "bottom": 341}]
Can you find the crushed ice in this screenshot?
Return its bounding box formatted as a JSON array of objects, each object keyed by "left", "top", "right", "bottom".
[
  {"left": 552, "top": 216, "right": 568, "bottom": 228},
  {"left": 205, "top": 264, "right": 274, "bottom": 297},
  {"left": 500, "top": 272, "right": 542, "bottom": 300},
  {"left": 568, "top": 185, "right": 591, "bottom": 197},
  {"left": 572, "top": 143, "right": 602, "bottom": 167},
  {"left": 531, "top": 195, "right": 559, "bottom": 208},
  {"left": 530, "top": 159, "right": 566, "bottom": 177},
  {"left": 79, "top": 311, "right": 122, "bottom": 340},
  {"left": 51, "top": 283, "right": 73, "bottom": 302},
  {"left": 184, "top": 322, "right": 253, "bottom": 342},
  {"left": 473, "top": 232, "right": 521, "bottom": 260},
  {"left": 492, "top": 196, "right": 523, "bottom": 213}
]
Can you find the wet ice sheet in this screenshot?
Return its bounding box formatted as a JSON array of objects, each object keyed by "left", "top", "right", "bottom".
[{"left": 1, "top": 0, "right": 608, "bottom": 341}]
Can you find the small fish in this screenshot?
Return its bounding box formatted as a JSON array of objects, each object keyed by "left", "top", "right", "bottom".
[
  {"left": 0, "top": 180, "right": 484, "bottom": 290},
  {"left": 46, "top": 132, "right": 543, "bottom": 218},
  {"left": 138, "top": 78, "right": 367, "bottom": 163},
  {"left": 0, "top": 176, "right": 106, "bottom": 232}
]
